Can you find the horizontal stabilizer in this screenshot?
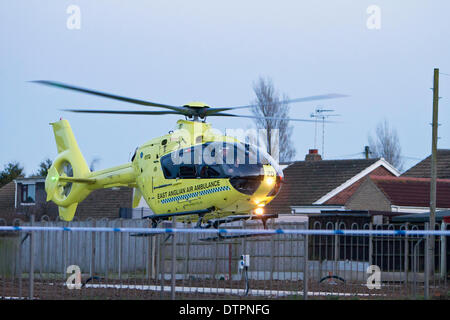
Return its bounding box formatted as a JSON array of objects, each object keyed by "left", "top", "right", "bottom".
[{"left": 58, "top": 176, "right": 96, "bottom": 184}]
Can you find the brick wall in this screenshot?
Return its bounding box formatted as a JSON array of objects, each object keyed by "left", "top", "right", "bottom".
[
  {"left": 0, "top": 182, "right": 15, "bottom": 212},
  {"left": 345, "top": 177, "right": 392, "bottom": 211},
  {"left": 324, "top": 166, "right": 395, "bottom": 205},
  {"left": 76, "top": 187, "right": 133, "bottom": 220}
]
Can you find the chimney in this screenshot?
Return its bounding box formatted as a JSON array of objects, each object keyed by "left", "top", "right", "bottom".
[{"left": 305, "top": 149, "right": 322, "bottom": 161}]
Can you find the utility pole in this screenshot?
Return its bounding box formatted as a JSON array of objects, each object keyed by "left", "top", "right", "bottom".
[{"left": 429, "top": 68, "right": 439, "bottom": 281}]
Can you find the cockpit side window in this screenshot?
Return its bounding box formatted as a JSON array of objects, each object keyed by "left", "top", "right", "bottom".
[
  {"left": 160, "top": 154, "right": 178, "bottom": 179},
  {"left": 179, "top": 165, "right": 197, "bottom": 178},
  {"left": 199, "top": 165, "right": 222, "bottom": 178},
  {"left": 162, "top": 165, "right": 172, "bottom": 178}
]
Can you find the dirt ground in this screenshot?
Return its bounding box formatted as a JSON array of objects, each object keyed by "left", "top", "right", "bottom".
[{"left": 1, "top": 276, "right": 448, "bottom": 300}]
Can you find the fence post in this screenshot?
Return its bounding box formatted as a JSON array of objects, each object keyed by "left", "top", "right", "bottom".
[
  {"left": 90, "top": 220, "right": 96, "bottom": 277},
  {"left": 214, "top": 241, "right": 218, "bottom": 279},
  {"left": 157, "top": 234, "right": 163, "bottom": 298},
  {"left": 171, "top": 218, "right": 176, "bottom": 300},
  {"left": 185, "top": 222, "right": 191, "bottom": 277},
  {"left": 404, "top": 223, "right": 409, "bottom": 285},
  {"left": 146, "top": 219, "right": 151, "bottom": 280},
  {"left": 440, "top": 221, "right": 446, "bottom": 279},
  {"left": 270, "top": 225, "right": 274, "bottom": 284},
  {"left": 17, "top": 221, "right": 23, "bottom": 298},
  {"left": 303, "top": 233, "right": 309, "bottom": 300},
  {"left": 151, "top": 230, "right": 156, "bottom": 279},
  {"left": 29, "top": 215, "right": 35, "bottom": 300},
  {"left": 105, "top": 223, "right": 109, "bottom": 281},
  {"left": 368, "top": 223, "right": 373, "bottom": 266},
  {"left": 334, "top": 222, "right": 339, "bottom": 276},
  {"left": 119, "top": 220, "right": 123, "bottom": 281},
  {"left": 412, "top": 237, "right": 424, "bottom": 299},
  {"left": 424, "top": 223, "right": 430, "bottom": 300}
]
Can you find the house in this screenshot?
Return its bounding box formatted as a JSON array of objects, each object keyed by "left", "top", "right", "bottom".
[
  {"left": 14, "top": 176, "right": 51, "bottom": 215},
  {"left": 265, "top": 149, "right": 400, "bottom": 215},
  {"left": 344, "top": 149, "right": 450, "bottom": 213},
  {"left": 402, "top": 149, "right": 450, "bottom": 179},
  {"left": 0, "top": 176, "right": 133, "bottom": 222},
  {"left": 346, "top": 176, "right": 450, "bottom": 213}
]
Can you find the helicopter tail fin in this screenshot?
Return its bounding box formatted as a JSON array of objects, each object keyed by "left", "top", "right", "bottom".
[{"left": 45, "top": 119, "right": 92, "bottom": 221}]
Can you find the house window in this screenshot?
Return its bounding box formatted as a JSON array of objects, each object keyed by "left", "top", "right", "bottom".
[{"left": 21, "top": 184, "right": 36, "bottom": 204}]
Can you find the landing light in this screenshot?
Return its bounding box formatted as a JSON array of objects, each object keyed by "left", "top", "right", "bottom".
[
  {"left": 265, "top": 177, "right": 275, "bottom": 186},
  {"left": 255, "top": 207, "right": 264, "bottom": 216}
]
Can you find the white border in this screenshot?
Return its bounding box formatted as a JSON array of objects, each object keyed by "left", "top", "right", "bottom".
[
  {"left": 14, "top": 178, "right": 45, "bottom": 185},
  {"left": 290, "top": 205, "right": 345, "bottom": 214},
  {"left": 391, "top": 205, "right": 450, "bottom": 213}
]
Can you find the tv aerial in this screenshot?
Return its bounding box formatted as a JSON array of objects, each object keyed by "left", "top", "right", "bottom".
[{"left": 310, "top": 107, "right": 341, "bottom": 158}]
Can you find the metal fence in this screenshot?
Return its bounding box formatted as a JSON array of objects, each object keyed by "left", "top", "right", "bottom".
[
  {"left": 0, "top": 216, "right": 448, "bottom": 300},
  {"left": 309, "top": 220, "right": 449, "bottom": 299}
]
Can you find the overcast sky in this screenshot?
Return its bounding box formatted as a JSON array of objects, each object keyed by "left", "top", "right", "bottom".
[{"left": 1, "top": 1, "right": 449, "bottom": 175}]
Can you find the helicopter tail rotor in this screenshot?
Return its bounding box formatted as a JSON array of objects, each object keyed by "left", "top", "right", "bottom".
[{"left": 45, "top": 119, "right": 93, "bottom": 221}]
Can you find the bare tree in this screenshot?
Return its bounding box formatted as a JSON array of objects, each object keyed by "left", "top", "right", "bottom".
[
  {"left": 251, "top": 77, "right": 296, "bottom": 162},
  {"left": 368, "top": 119, "right": 403, "bottom": 171}
]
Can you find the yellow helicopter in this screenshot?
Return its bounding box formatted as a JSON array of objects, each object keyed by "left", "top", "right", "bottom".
[{"left": 34, "top": 81, "right": 346, "bottom": 229}]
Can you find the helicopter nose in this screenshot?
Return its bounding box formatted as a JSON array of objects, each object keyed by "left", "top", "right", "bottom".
[
  {"left": 248, "top": 165, "right": 282, "bottom": 206},
  {"left": 262, "top": 166, "right": 282, "bottom": 197},
  {"left": 266, "top": 173, "right": 283, "bottom": 197},
  {"left": 228, "top": 164, "right": 283, "bottom": 198}
]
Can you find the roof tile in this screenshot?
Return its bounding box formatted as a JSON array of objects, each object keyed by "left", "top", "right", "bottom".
[
  {"left": 370, "top": 176, "right": 450, "bottom": 208},
  {"left": 266, "top": 158, "right": 381, "bottom": 214},
  {"left": 402, "top": 149, "right": 450, "bottom": 179}
]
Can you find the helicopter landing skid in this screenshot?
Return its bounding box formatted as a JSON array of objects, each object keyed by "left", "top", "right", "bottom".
[
  {"left": 131, "top": 210, "right": 277, "bottom": 238},
  {"left": 196, "top": 213, "right": 278, "bottom": 230},
  {"left": 199, "top": 232, "right": 273, "bottom": 242}
]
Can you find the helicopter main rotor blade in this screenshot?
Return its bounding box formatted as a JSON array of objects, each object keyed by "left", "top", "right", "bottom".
[
  {"left": 209, "top": 113, "right": 336, "bottom": 123},
  {"left": 62, "top": 109, "right": 184, "bottom": 115},
  {"left": 203, "top": 107, "right": 237, "bottom": 116},
  {"left": 218, "top": 93, "right": 349, "bottom": 111},
  {"left": 32, "top": 80, "right": 188, "bottom": 114}
]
